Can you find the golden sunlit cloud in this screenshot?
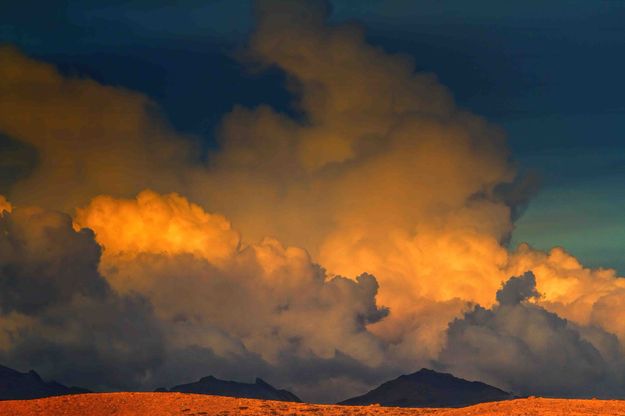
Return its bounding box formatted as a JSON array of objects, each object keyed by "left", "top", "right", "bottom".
[
  {"left": 0, "top": 195, "right": 11, "bottom": 215},
  {"left": 74, "top": 190, "right": 240, "bottom": 264},
  {"left": 508, "top": 244, "right": 625, "bottom": 346}
]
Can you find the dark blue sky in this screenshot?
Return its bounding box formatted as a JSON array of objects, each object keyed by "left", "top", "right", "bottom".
[{"left": 2, "top": 0, "right": 624, "bottom": 272}]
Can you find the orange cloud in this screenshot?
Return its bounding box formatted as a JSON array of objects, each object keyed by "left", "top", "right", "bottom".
[
  {"left": 74, "top": 190, "right": 240, "bottom": 265},
  {"left": 0, "top": 46, "right": 194, "bottom": 212},
  {"left": 183, "top": 0, "right": 517, "bottom": 353},
  {"left": 74, "top": 191, "right": 388, "bottom": 371},
  {"left": 0, "top": 196, "right": 11, "bottom": 215}
]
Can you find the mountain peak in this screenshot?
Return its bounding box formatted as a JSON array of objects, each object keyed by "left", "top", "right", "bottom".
[
  {"left": 27, "top": 370, "right": 43, "bottom": 381},
  {"left": 339, "top": 369, "right": 512, "bottom": 408},
  {"left": 255, "top": 378, "right": 270, "bottom": 387},
  {"left": 412, "top": 368, "right": 447, "bottom": 376},
  {"left": 403, "top": 368, "right": 458, "bottom": 381}
]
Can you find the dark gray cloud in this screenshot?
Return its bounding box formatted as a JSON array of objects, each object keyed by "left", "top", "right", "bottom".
[
  {"left": 0, "top": 207, "right": 164, "bottom": 391},
  {"left": 0, "top": 134, "right": 37, "bottom": 195},
  {"left": 495, "top": 271, "right": 539, "bottom": 306},
  {"left": 94, "top": 241, "right": 391, "bottom": 401},
  {"left": 439, "top": 272, "right": 625, "bottom": 398},
  {"left": 0, "top": 207, "right": 107, "bottom": 314}
]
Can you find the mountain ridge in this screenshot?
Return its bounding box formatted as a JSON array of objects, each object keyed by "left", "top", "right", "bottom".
[
  {"left": 0, "top": 364, "right": 90, "bottom": 401},
  {"left": 156, "top": 374, "right": 301, "bottom": 402}
]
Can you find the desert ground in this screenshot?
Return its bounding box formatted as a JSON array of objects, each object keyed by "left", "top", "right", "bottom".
[{"left": 1, "top": 393, "right": 625, "bottom": 416}]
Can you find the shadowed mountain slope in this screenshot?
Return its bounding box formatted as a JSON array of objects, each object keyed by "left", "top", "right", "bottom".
[
  {"left": 0, "top": 364, "right": 90, "bottom": 400},
  {"left": 156, "top": 375, "right": 300, "bottom": 402},
  {"left": 339, "top": 368, "right": 513, "bottom": 408}
]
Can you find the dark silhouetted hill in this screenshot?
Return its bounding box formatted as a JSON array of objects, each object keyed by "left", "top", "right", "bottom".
[
  {"left": 156, "top": 375, "right": 300, "bottom": 402},
  {"left": 0, "top": 364, "right": 90, "bottom": 400},
  {"left": 339, "top": 368, "right": 513, "bottom": 408}
]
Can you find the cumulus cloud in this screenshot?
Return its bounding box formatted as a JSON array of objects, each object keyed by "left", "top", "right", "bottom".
[
  {"left": 440, "top": 272, "right": 625, "bottom": 397},
  {"left": 0, "top": 202, "right": 164, "bottom": 391},
  {"left": 495, "top": 272, "right": 540, "bottom": 306},
  {"left": 0, "top": 45, "right": 194, "bottom": 212},
  {"left": 71, "top": 188, "right": 625, "bottom": 401},
  {"left": 74, "top": 190, "right": 240, "bottom": 264},
  {"left": 185, "top": 0, "right": 519, "bottom": 357},
  {"left": 189, "top": 3, "right": 625, "bottom": 384},
  {"left": 0, "top": 193, "right": 391, "bottom": 401},
  {"left": 0, "top": 206, "right": 106, "bottom": 314},
  {"left": 75, "top": 190, "right": 390, "bottom": 401},
  {"left": 507, "top": 244, "right": 625, "bottom": 345}
]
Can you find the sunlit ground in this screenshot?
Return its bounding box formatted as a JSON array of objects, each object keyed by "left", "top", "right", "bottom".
[{"left": 2, "top": 393, "right": 625, "bottom": 416}]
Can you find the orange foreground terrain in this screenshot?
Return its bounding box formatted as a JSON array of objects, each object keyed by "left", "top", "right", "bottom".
[{"left": 2, "top": 393, "right": 625, "bottom": 416}]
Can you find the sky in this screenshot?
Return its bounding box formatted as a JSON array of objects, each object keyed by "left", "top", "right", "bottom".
[{"left": 0, "top": 0, "right": 625, "bottom": 403}]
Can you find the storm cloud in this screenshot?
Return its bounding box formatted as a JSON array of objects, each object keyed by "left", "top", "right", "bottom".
[
  {"left": 440, "top": 272, "right": 625, "bottom": 398},
  {"left": 0, "top": 206, "right": 164, "bottom": 391}
]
